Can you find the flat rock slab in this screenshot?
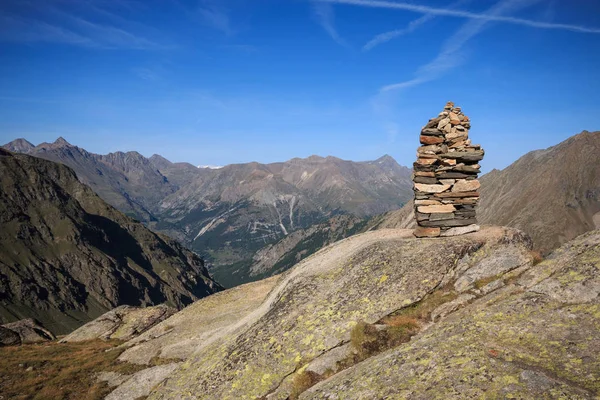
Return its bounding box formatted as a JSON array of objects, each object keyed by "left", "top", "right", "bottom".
[
  {"left": 452, "top": 179, "right": 481, "bottom": 192},
  {"left": 119, "top": 275, "right": 281, "bottom": 365},
  {"left": 105, "top": 363, "right": 181, "bottom": 400},
  {"left": 441, "top": 224, "right": 481, "bottom": 237},
  {"left": 61, "top": 304, "right": 176, "bottom": 343},
  {"left": 414, "top": 226, "right": 441, "bottom": 238},
  {"left": 420, "top": 136, "right": 444, "bottom": 145},
  {"left": 414, "top": 183, "right": 451, "bottom": 193},
  {"left": 420, "top": 218, "right": 477, "bottom": 228},
  {"left": 417, "top": 204, "right": 456, "bottom": 214}
]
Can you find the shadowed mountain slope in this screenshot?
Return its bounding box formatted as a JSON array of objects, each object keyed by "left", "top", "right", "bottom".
[{"left": 0, "top": 149, "right": 222, "bottom": 334}]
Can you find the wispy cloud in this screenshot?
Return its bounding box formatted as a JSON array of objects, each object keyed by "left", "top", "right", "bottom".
[
  {"left": 0, "top": 1, "right": 169, "bottom": 49},
  {"left": 197, "top": 1, "right": 233, "bottom": 35},
  {"left": 133, "top": 67, "right": 160, "bottom": 81},
  {"left": 320, "top": 0, "right": 600, "bottom": 34},
  {"left": 312, "top": 2, "right": 350, "bottom": 48},
  {"left": 363, "top": 0, "right": 473, "bottom": 52},
  {"left": 381, "top": 0, "right": 542, "bottom": 92}
]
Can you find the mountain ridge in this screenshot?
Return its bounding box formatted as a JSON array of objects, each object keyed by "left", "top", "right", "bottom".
[
  {"left": 0, "top": 149, "right": 222, "bottom": 334},
  {"left": 3, "top": 137, "right": 413, "bottom": 286}
]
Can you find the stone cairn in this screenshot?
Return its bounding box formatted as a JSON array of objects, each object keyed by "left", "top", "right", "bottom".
[{"left": 413, "top": 101, "right": 484, "bottom": 238}]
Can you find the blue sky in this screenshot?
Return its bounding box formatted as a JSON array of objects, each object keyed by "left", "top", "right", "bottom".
[{"left": 1, "top": 0, "right": 599, "bottom": 172}]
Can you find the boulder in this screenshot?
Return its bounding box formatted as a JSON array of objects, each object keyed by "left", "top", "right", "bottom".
[{"left": 2, "top": 319, "right": 55, "bottom": 344}]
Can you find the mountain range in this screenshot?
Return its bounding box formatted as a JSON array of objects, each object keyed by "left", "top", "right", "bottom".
[
  {"left": 3, "top": 138, "right": 413, "bottom": 286},
  {"left": 1, "top": 129, "right": 599, "bottom": 399},
  {"left": 0, "top": 148, "right": 221, "bottom": 334}
]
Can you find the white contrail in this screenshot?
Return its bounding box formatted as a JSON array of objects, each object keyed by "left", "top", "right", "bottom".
[
  {"left": 380, "top": 0, "right": 542, "bottom": 92},
  {"left": 321, "top": 0, "right": 600, "bottom": 34},
  {"left": 363, "top": 0, "right": 474, "bottom": 51},
  {"left": 312, "top": 2, "right": 350, "bottom": 48}
]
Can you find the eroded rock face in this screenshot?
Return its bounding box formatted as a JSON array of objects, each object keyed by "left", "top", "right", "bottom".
[
  {"left": 302, "top": 230, "right": 600, "bottom": 399},
  {"left": 142, "top": 226, "right": 534, "bottom": 399},
  {"left": 1, "top": 319, "right": 55, "bottom": 344},
  {"left": 60, "top": 304, "right": 176, "bottom": 343}
]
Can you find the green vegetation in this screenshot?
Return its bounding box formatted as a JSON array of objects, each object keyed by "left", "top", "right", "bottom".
[{"left": 0, "top": 340, "right": 144, "bottom": 400}]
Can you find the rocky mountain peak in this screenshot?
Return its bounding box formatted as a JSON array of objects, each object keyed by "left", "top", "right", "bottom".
[
  {"left": 2, "top": 138, "right": 35, "bottom": 153},
  {"left": 150, "top": 154, "right": 172, "bottom": 167},
  {"left": 373, "top": 154, "right": 395, "bottom": 163},
  {"left": 53, "top": 137, "right": 72, "bottom": 147}
]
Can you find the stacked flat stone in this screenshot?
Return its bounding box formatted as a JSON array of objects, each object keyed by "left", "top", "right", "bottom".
[{"left": 413, "top": 101, "right": 484, "bottom": 238}]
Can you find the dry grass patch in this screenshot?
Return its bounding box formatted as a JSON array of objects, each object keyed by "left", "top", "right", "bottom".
[
  {"left": 290, "top": 370, "right": 323, "bottom": 399},
  {"left": 350, "top": 320, "right": 419, "bottom": 361},
  {"left": 473, "top": 275, "right": 501, "bottom": 290},
  {"left": 387, "top": 288, "right": 458, "bottom": 322},
  {"left": 530, "top": 250, "right": 544, "bottom": 265},
  {"left": 0, "top": 340, "right": 145, "bottom": 400}
]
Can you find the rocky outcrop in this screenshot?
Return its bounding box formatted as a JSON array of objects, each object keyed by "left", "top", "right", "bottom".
[
  {"left": 118, "top": 226, "right": 535, "bottom": 399},
  {"left": 1, "top": 319, "right": 55, "bottom": 345},
  {"left": 303, "top": 229, "right": 600, "bottom": 399},
  {"left": 0, "top": 150, "right": 222, "bottom": 334},
  {"left": 60, "top": 226, "right": 598, "bottom": 399},
  {"left": 377, "top": 130, "right": 600, "bottom": 253},
  {"left": 104, "top": 363, "right": 182, "bottom": 400},
  {"left": 60, "top": 305, "right": 176, "bottom": 342},
  {"left": 413, "top": 102, "right": 484, "bottom": 238},
  {"left": 118, "top": 275, "right": 281, "bottom": 365}
]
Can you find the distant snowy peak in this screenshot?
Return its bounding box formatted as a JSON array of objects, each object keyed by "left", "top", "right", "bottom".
[{"left": 198, "top": 165, "right": 224, "bottom": 169}]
